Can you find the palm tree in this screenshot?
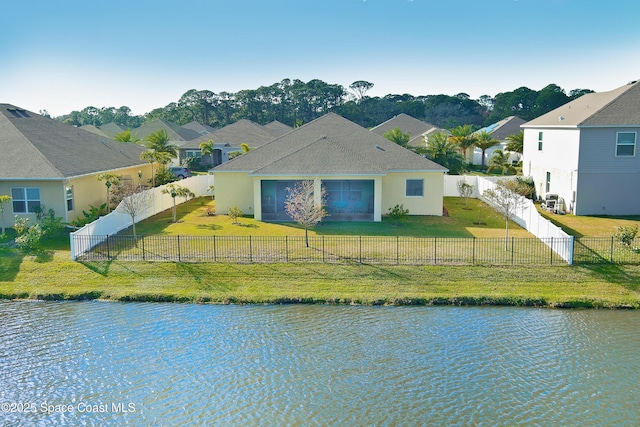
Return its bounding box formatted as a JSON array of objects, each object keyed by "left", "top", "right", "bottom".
[
  {"left": 144, "top": 129, "right": 178, "bottom": 158},
  {"left": 140, "top": 150, "right": 172, "bottom": 187},
  {"left": 505, "top": 130, "right": 524, "bottom": 155},
  {"left": 383, "top": 127, "right": 410, "bottom": 147},
  {"left": 487, "top": 149, "right": 516, "bottom": 175},
  {"left": 423, "top": 131, "right": 464, "bottom": 174},
  {"left": 474, "top": 131, "right": 500, "bottom": 167},
  {"left": 448, "top": 124, "right": 477, "bottom": 163},
  {"left": 113, "top": 129, "right": 141, "bottom": 143},
  {"left": 199, "top": 140, "right": 214, "bottom": 166}
]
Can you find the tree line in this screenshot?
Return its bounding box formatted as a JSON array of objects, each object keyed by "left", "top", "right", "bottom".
[{"left": 55, "top": 79, "right": 593, "bottom": 130}]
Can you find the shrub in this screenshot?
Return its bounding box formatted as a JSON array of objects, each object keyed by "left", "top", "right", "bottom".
[
  {"left": 387, "top": 204, "right": 409, "bottom": 226},
  {"left": 228, "top": 206, "right": 244, "bottom": 224},
  {"left": 70, "top": 203, "right": 108, "bottom": 227},
  {"left": 13, "top": 217, "right": 43, "bottom": 252},
  {"left": 614, "top": 225, "right": 638, "bottom": 246}
]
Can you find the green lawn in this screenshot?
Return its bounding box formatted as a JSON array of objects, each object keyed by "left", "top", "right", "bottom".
[
  {"left": 538, "top": 208, "right": 640, "bottom": 237},
  {"left": 129, "top": 197, "right": 533, "bottom": 238}
]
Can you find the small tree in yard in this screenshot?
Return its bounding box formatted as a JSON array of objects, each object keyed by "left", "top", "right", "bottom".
[
  {"left": 162, "top": 184, "right": 195, "bottom": 223},
  {"left": 284, "top": 180, "right": 328, "bottom": 247},
  {"left": 228, "top": 206, "right": 244, "bottom": 224},
  {"left": 387, "top": 204, "right": 409, "bottom": 226},
  {"left": 457, "top": 180, "right": 474, "bottom": 208},
  {"left": 482, "top": 179, "right": 532, "bottom": 250},
  {"left": 116, "top": 187, "right": 154, "bottom": 239}
]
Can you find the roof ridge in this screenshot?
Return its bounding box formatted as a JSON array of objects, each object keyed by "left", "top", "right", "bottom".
[
  {"left": 251, "top": 135, "right": 328, "bottom": 173},
  {"left": 578, "top": 82, "right": 637, "bottom": 125}
]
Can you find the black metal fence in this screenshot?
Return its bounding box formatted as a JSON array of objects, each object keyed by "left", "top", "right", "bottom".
[{"left": 72, "top": 234, "right": 636, "bottom": 265}]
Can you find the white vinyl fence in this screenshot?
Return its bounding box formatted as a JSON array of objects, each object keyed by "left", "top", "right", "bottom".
[
  {"left": 70, "top": 175, "right": 213, "bottom": 260},
  {"left": 445, "top": 175, "right": 573, "bottom": 264}
]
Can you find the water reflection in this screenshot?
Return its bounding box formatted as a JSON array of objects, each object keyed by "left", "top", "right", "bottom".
[{"left": 1, "top": 302, "right": 639, "bottom": 426}]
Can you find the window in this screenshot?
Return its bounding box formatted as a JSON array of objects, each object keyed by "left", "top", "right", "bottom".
[
  {"left": 538, "top": 132, "right": 543, "bottom": 151},
  {"left": 11, "top": 187, "right": 41, "bottom": 214},
  {"left": 66, "top": 186, "right": 74, "bottom": 212},
  {"left": 616, "top": 132, "right": 636, "bottom": 156},
  {"left": 186, "top": 150, "right": 202, "bottom": 159},
  {"left": 546, "top": 172, "right": 551, "bottom": 193},
  {"left": 406, "top": 179, "right": 424, "bottom": 197}
]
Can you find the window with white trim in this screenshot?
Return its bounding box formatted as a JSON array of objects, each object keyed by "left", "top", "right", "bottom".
[
  {"left": 66, "top": 186, "right": 74, "bottom": 212},
  {"left": 11, "top": 187, "right": 41, "bottom": 214},
  {"left": 406, "top": 179, "right": 424, "bottom": 197},
  {"left": 616, "top": 132, "right": 636, "bottom": 156}
]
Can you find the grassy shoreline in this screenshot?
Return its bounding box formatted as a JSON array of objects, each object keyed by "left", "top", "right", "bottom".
[{"left": 1, "top": 250, "right": 639, "bottom": 309}]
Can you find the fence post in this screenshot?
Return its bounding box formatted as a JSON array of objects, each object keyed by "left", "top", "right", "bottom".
[
  {"left": 322, "top": 235, "right": 325, "bottom": 263},
  {"left": 396, "top": 235, "right": 399, "bottom": 265},
  {"left": 249, "top": 236, "right": 253, "bottom": 263},
  {"left": 359, "top": 236, "right": 363, "bottom": 264},
  {"left": 213, "top": 235, "right": 217, "bottom": 262},
  {"left": 142, "top": 235, "right": 146, "bottom": 261},
  {"left": 106, "top": 235, "right": 110, "bottom": 260},
  {"left": 285, "top": 236, "right": 289, "bottom": 263},
  {"left": 511, "top": 237, "right": 515, "bottom": 265},
  {"left": 549, "top": 236, "right": 553, "bottom": 265},
  {"left": 610, "top": 236, "right": 614, "bottom": 263},
  {"left": 177, "top": 235, "right": 181, "bottom": 262},
  {"left": 472, "top": 238, "right": 476, "bottom": 265},
  {"left": 568, "top": 236, "right": 574, "bottom": 265},
  {"left": 433, "top": 237, "right": 437, "bottom": 264}
]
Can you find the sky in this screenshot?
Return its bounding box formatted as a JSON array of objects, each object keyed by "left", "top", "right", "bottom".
[{"left": 2, "top": 0, "right": 640, "bottom": 117}]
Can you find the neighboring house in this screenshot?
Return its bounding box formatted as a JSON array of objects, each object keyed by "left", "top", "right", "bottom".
[
  {"left": 472, "top": 116, "right": 526, "bottom": 165},
  {"left": 370, "top": 113, "right": 442, "bottom": 148},
  {"left": 133, "top": 118, "right": 201, "bottom": 142},
  {"left": 80, "top": 122, "right": 127, "bottom": 138},
  {"left": 182, "top": 121, "right": 217, "bottom": 136},
  {"left": 521, "top": 80, "right": 640, "bottom": 215},
  {"left": 179, "top": 119, "right": 278, "bottom": 168},
  {"left": 213, "top": 113, "right": 447, "bottom": 222},
  {"left": 263, "top": 120, "right": 293, "bottom": 137},
  {"left": 0, "top": 104, "right": 153, "bottom": 227}
]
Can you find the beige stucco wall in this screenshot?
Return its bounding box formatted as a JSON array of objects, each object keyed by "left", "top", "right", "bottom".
[
  {"left": 0, "top": 164, "right": 153, "bottom": 228},
  {"left": 214, "top": 172, "right": 256, "bottom": 216},
  {"left": 381, "top": 172, "right": 444, "bottom": 216}
]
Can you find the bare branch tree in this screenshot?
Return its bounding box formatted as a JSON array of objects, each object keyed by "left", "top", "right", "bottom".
[
  {"left": 284, "top": 180, "right": 328, "bottom": 247},
  {"left": 116, "top": 187, "right": 154, "bottom": 239},
  {"left": 482, "top": 179, "right": 531, "bottom": 250}
]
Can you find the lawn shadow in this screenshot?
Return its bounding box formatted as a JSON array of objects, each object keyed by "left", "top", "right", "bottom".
[
  {"left": 81, "top": 260, "right": 114, "bottom": 276},
  {"left": 196, "top": 224, "right": 223, "bottom": 231},
  {"left": 581, "top": 263, "right": 640, "bottom": 289},
  {"left": 235, "top": 222, "right": 259, "bottom": 229},
  {"left": 0, "top": 248, "right": 24, "bottom": 281}
]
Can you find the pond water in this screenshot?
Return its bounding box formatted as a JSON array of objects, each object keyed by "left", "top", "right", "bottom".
[{"left": 1, "top": 302, "right": 639, "bottom": 426}]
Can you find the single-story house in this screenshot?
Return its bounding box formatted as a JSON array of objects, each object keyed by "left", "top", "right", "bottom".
[
  {"left": 370, "top": 113, "right": 442, "bottom": 148},
  {"left": 179, "top": 119, "right": 280, "bottom": 168},
  {"left": 0, "top": 104, "right": 154, "bottom": 227},
  {"left": 212, "top": 113, "right": 447, "bottom": 222},
  {"left": 521, "top": 80, "right": 640, "bottom": 215},
  {"left": 472, "top": 116, "right": 525, "bottom": 165}
]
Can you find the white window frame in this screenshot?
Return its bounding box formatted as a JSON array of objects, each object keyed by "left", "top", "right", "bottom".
[
  {"left": 11, "top": 187, "right": 41, "bottom": 214},
  {"left": 66, "top": 186, "right": 74, "bottom": 212},
  {"left": 616, "top": 132, "right": 636, "bottom": 157},
  {"left": 405, "top": 179, "right": 424, "bottom": 197}
]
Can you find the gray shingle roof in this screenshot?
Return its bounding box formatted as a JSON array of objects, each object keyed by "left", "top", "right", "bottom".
[
  {"left": 370, "top": 113, "right": 441, "bottom": 147},
  {"left": 476, "top": 116, "right": 526, "bottom": 140},
  {"left": 0, "top": 104, "right": 148, "bottom": 179},
  {"left": 182, "top": 121, "right": 217, "bottom": 135},
  {"left": 263, "top": 120, "right": 293, "bottom": 137},
  {"left": 180, "top": 119, "right": 277, "bottom": 149},
  {"left": 523, "top": 80, "right": 640, "bottom": 127},
  {"left": 214, "top": 113, "right": 447, "bottom": 176},
  {"left": 133, "top": 118, "right": 201, "bottom": 141}
]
